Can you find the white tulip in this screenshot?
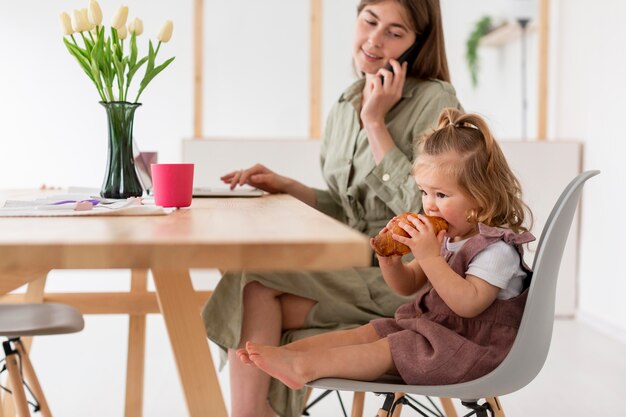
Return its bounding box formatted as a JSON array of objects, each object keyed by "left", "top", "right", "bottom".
[
  {"left": 157, "top": 20, "right": 173, "bottom": 43},
  {"left": 117, "top": 24, "right": 128, "bottom": 40},
  {"left": 59, "top": 12, "right": 73, "bottom": 36},
  {"left": 81, "top": 8, "right": 95, "bottom": 31},
  {"left": 88, "top": 0, "right": 103, "bottom": 27},
  {"left": 71, "top": 9, "right": 88, "bottom": 32},
  {"left": 128, "top": 17, "right": 144, "bottom": 36},
  {"left": 111, "top": 5, "right": 129, "bottom": 30}
]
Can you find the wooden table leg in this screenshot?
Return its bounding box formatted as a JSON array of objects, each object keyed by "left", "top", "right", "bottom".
[
  {"left": 151, "top": 269, "right": 227, "bottom": 417},
  {"left": 125, "top": 269, "right": 149, "bottom": 417},
  {"left": 2, "top": 273, "right": 48, "bottom": 417}
]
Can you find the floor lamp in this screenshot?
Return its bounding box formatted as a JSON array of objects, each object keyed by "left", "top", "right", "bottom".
[{"left": 518, "top": 17, "right": 530, "bottom": 140}]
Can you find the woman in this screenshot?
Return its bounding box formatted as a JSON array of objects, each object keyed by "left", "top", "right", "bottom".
[{"left": 203, "top": 1, "right": 461, "bottom": 416}]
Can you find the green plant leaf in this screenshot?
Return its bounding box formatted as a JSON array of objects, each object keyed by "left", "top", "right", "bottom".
[
  {"left": 465, "top": 16, "right": 492, "bottom": 88},
  {"left": 135, "top": 56, "right": 175, "bottom": 102},
  {"left": 130, "top": 32, "right": 138, "bottom": 68}
]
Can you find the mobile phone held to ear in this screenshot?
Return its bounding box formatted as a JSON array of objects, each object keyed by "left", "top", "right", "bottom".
[{"left": 380, "top": 40, "right": 420, "bottom": 83}]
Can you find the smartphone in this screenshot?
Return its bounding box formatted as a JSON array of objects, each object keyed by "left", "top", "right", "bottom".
[{"left": 380, "top": 40, "right": 420, "bottom": 83}]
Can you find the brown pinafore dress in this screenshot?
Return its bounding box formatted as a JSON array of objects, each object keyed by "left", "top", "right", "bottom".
[{"left": 371, "top": 224, "right": 535, "bottom": 385}]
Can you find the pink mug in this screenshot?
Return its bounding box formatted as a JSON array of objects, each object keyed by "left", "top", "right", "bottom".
[{"left": 151, "top": 163, "right": 195, "bottom": 208}]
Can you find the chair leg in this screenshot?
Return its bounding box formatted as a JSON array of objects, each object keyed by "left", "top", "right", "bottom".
[
  {"left": 13, "top": 341, "right": 51, "bottom": 417},
  {"left": 3, "top": 342, "right": 31, "bottom": 417},
  {"left": 390, "top": 392, "right": 404, "bottom": 417},
  {"left": 485, "top": 397, "right": 505, "bottom": 417},
  {"left": 440, "top": 398, "right": 458, "bottom": 417},
  {"left": 350, "top": 392, "right": 364, "bottom": 417}
]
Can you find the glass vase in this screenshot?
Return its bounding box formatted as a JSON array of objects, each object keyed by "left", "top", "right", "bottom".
[{"left": 100, "top": 101, "right": 144, "bottom": 199}]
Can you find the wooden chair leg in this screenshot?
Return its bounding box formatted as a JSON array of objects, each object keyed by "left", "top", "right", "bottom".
[
  {"left": 390, "top": 392, "right": 404, "bottom": 417},
  {"left": 440, "top": 397, "right": 458, "bottom": 417},
  {"left": 376, "top": 392, "right": 404, "bottom": 417},
  {"left": 13, "top": 341, "right": 51, "bottom": 417},
  {"left": 125, "top": 269, "right": 148, "bottom": 417},
  {"left": 350, "top": 392, "right": 365, "bottom": 417},
  {"left": 4, "top": 345, "right": 31, "bottom": 417},
  {"left": 486, "top": 397, "right": 505, "bottom": 417}
]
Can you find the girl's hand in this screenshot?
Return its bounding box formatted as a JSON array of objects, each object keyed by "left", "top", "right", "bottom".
[
  {"left": 370, "top": 238, "right": 403, "bottom": 267},
  {"left": 221, "top": 164, "right": 291, "bottom": 194},
  {"left": 392, "top": 214, "right": 445, "bottom": 262},
  {"left": 360, "top": 60, "right": 407, "bottom": 128}
]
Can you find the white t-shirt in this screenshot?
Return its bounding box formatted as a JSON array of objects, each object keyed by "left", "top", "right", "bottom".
[{"left": 445, "top": 238, "right": 527, "bottom": 300}]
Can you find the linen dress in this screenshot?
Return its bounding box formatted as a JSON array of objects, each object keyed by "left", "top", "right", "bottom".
[
  {"left": 202, "top": 77, "right": 461, "bottom": 417},
  {"left": 372, "top": 224, "right": 535, "bottom": 385}
]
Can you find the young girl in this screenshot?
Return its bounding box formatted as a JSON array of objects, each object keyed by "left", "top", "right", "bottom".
[{"left": 239, "top": 108, "right": 535, "bottom": 388}]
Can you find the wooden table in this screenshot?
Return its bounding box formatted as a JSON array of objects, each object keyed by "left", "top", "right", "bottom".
[{"left": 0, "top": 194, "right": 371, "bottom": 417}]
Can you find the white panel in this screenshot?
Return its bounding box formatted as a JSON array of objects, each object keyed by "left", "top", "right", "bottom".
[{"left": 182, "top": 138, "right": 325, "bottom": 189}]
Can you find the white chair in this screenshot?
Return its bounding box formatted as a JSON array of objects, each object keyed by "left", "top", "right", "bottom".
[
  {"left": 307, "top": 170, "right": 600, "bottom": 417},
  {"left": 0, "top": 303, "right": 84, "bottom": 417}
]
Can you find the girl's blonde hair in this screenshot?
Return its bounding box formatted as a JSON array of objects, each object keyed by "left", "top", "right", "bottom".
[{"left": 412, "top": 108, "right": 532, "bottom": 233}]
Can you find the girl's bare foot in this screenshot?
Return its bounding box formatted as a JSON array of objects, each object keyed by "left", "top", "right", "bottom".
[
  {"left": 236, "top": 347, "right": 254, "bottom": 365},
  {"left": 246, "top": 341, "right": 309, "bottom": 390}
]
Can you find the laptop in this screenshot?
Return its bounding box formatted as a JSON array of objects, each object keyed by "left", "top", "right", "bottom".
[{"left": 192, "top": 186, "right": 265, "bottom": 198}]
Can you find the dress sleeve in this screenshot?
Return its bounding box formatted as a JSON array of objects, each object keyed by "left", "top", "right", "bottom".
[
  {"left": 314, "top": 188, "right": 346, "bottom": 222},
  {"left": 313, "top": 105, "right": 347, "bottom": 222}
]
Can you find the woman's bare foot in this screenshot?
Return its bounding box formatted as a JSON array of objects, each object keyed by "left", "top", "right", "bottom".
[
  {"left": 236, "top": 347, "right": 254, "bottom": 365},
  {"left": 246, "top": 341, "right": 309, "bottom": 390}
]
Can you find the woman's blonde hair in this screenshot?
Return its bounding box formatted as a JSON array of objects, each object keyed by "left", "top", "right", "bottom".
[{"left": 412, "top": 108, "right": 532, "bottom": 233}]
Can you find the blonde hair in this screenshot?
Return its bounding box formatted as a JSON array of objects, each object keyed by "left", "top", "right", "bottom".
[{"left": 412, "top": 108, "right": 532, "bottom": 233}]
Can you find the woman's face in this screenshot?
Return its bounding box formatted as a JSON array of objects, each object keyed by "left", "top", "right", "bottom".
[{"left": 353, "top": 0, "right": 417, "bottom": 75}]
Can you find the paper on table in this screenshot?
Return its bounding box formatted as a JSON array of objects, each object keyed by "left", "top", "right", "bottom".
[{"left": 0, "top": 195, "right": 174, "bottom": 217}]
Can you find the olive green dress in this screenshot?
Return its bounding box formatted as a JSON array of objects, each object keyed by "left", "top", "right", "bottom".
[{"left": 202, "top": 77, "right": 461, "bottom": 417}]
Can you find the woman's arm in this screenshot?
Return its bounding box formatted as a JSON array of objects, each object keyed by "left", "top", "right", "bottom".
[
  {"left": 223, "top": 164, "right": 317, "bottom": 208},
  {"left": 283, "top": 178, "right": 317, "bottom": 208},
  {"left": 361, "top": 61, "right": 407, "bottom": 164}
]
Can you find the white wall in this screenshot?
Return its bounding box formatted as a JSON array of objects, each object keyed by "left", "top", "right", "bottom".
[
  {"left": 0, "top": 0, "right": 624, "bottom": 416},
  {"left": 550, "top": 0, "right": 626, "bottom": 338}
]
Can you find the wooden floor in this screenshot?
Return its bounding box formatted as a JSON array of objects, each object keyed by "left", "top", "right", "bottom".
[{"left": 300, "top": 319, "right": 626, "bottom": 416}]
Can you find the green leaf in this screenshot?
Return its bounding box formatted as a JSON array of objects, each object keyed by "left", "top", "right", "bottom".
[
  {"left": 112, "top": 52, "right": 125, "bottom": 97},
  {"left": 130, "top": 32, "right": 138, "bottom": 68},
  {"left": 127, "top": 56, "right": 148, "bottom": 83},
  {"left": 136, "top": 56, "right": 175, "bottom": 101},
  {"left": 465, "top": 16, "right": 492, "bottom": 88}
]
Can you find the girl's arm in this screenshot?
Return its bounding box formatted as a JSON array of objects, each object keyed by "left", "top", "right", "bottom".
[
  {"left": 393, "top": 215, "right": 500, "bottom": 318},
  {"left": 371, "top": 240, "right": 428, "bottom": 296},
  {"left": 418, "top": 257, "right": 500, "bottom": 318}
]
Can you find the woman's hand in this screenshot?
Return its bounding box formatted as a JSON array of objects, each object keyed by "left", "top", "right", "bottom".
[
  {"left": 392, "top": 214, "right": 445, "bottom": 262},
  {"left": 360, "top": 60, "right": 407, "bottom": 128},
  {"left": 221, "top": 164, "right": 291, "bottom": 194}
]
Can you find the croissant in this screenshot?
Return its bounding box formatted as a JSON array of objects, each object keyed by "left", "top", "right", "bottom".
[{"left": 373, "top": 213, "right": 448, "bottom": 257}]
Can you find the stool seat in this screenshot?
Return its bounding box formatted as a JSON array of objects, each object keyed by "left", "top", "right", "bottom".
[{"left": 0, "top": 303, "right": 84, "bottom": 338}]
